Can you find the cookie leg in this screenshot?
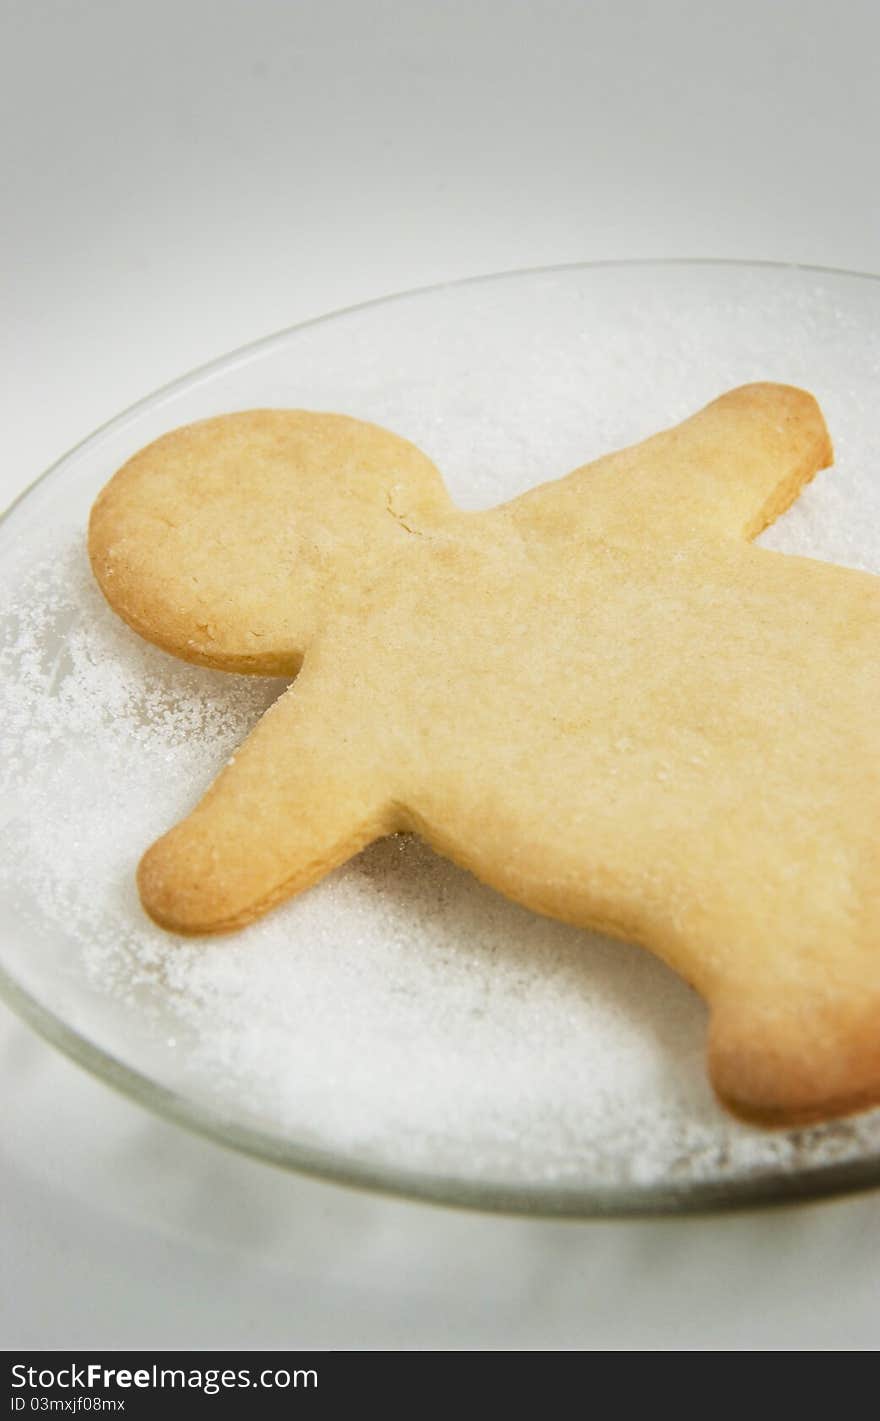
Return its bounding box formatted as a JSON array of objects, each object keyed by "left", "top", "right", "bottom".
[
  {"left": 709, "top": 992, "right": 880, "bottom": 1127},
  {"left": 137, "top": 667, "right": 393, "bottom": 934}
]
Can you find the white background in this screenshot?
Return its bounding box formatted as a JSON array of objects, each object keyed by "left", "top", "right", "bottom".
[{"left": 2, "top": 0, "right": 880, "bottom": 1349}]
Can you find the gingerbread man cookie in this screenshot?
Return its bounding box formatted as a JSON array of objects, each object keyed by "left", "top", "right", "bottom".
[{"left": 88, "top": 386, "right": 880, "bottom": 1126}]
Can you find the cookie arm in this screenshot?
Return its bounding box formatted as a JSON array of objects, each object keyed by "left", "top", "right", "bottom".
[
  {"left": 507, "top": 383, "right": 833, "bottom": 545},
  {"left": 137, "top": 664, "right": 394, "bottom": 934}
]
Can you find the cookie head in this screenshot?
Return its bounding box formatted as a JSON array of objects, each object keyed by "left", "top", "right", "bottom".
[{"left": 88, "top": 409, "right": 451, "bottom": 674}]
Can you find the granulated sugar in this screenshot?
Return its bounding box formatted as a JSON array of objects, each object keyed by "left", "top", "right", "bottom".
[{"left": 1, "top": 264, "right": 879, "bottom": 1202}]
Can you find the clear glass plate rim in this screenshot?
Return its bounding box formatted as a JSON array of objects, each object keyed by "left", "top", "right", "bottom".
[{"left": 3, "top": 255, "right": 880, "bottom": 1220}]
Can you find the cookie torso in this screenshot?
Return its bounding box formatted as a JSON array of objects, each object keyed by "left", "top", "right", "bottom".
[{"left": 329, "top": 516, "right": 880, "bottom": 1002}]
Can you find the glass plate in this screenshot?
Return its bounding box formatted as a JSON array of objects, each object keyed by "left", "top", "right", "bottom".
[{"left": 2, "top": 260, "right": 880, "bottom": 1218}]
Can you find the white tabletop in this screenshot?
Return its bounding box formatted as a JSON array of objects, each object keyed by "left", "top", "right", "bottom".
[{"left": 3, "top": 0, "right": 880, "bottom": 1350}]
